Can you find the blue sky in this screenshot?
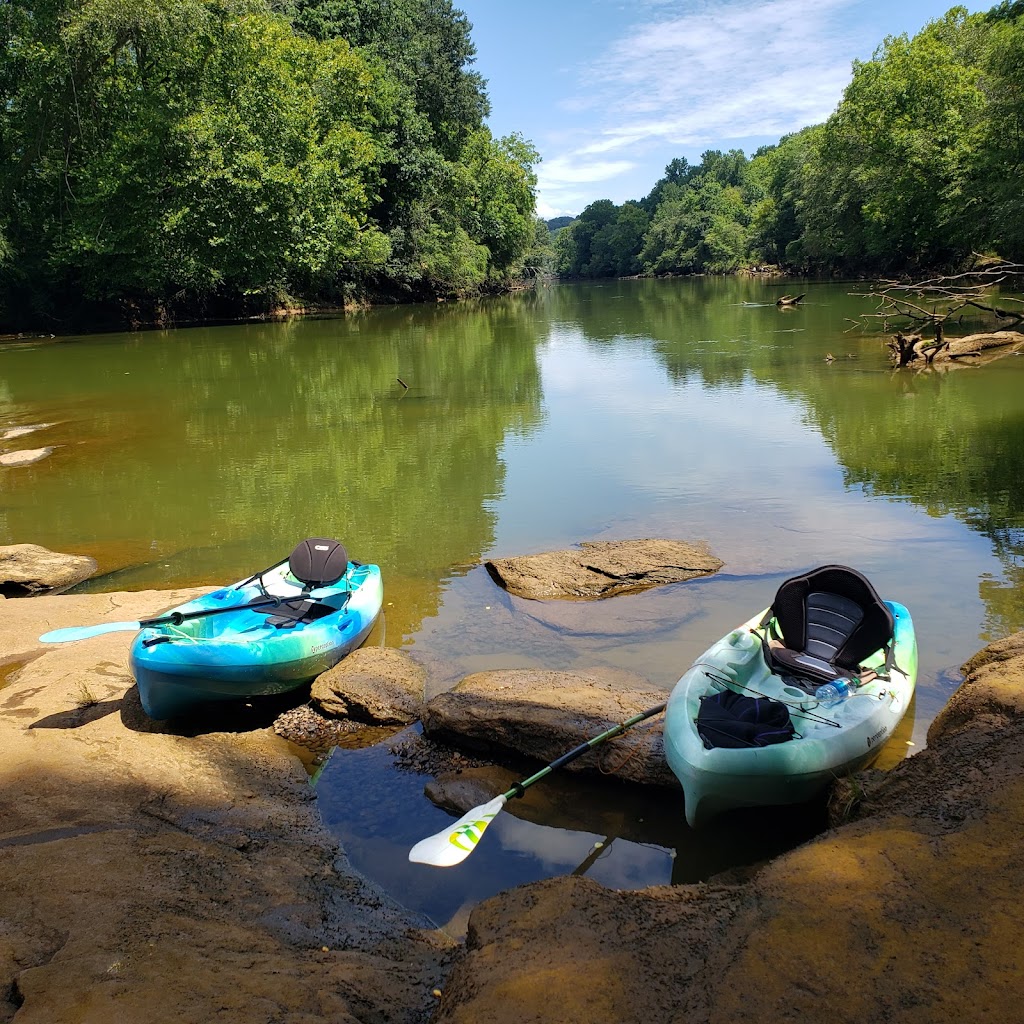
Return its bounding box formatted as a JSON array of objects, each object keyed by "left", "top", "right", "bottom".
[{"left": 457, "top": 0, "right": 993, "bottom": 219}]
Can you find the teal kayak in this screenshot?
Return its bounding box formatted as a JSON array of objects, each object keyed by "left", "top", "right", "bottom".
[
  {"left": 664, "top": 568, "right": 918, "bottom": 828},
  {"left": 130, "top": 540, "right": 382, "bottom": 720}
]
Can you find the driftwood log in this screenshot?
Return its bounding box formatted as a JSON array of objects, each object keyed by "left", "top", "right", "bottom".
[
  {"left": 776, "top": 293, "right": 805, "bottom": 306},
  {"left": 888, "top": 330, "right": 1024, "bottom": 369}
]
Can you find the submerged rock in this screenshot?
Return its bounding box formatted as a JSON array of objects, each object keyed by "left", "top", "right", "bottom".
[
  {"left": 272, "top": 703, "right": 367, "bottom": 753},
  {"left": 1, "top": 423, "right": 53, "bottom": 442},
  {"left": 0, "top": 446, "right": 53, "bottom": 467},
  {"left": 485, "top": 538, "right": 722, "bottom": 600}
]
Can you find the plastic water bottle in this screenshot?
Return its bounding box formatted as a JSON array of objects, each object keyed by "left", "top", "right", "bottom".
[{"left": 815, "top": 678, "right": 854, "bottom": 707}]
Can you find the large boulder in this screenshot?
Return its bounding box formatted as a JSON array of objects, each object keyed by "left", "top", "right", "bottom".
[
  {"left": 420, "top": 668, "right": 676, "bottom": 789},
  {"left": 0, "top": 543, "right": 97, "bottom": 595},
  {"left": 310, "top": 646, "right": 426, "bottom": 724},
  {"left": 485, "top": 538, "right": 722, "bottom": 600}
]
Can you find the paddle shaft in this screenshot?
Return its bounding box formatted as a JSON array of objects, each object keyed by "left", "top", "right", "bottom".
[
  {"left": 500, "top": 701, "right": 667, "bottom": 802},
  {"left": 139, "top": 594, "right": 287, "bottom": 629}
]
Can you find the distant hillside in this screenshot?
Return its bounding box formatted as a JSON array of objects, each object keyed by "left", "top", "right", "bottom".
[{"left": 546, "top": 216, "right": 575, "bottom": 233}]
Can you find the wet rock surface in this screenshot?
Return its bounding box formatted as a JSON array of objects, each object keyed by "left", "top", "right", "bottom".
[
  {"left": 485, "top": 538, "right": 723, "bottom": 600},
  {"left": 272, "top": 702, "right": 369, "bottom": 753},
  {"left": 388, "top": 728, "right": 496, "bottom": 777}
]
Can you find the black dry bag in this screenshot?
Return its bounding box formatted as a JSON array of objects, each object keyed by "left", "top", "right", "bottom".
[{"left": 696, "top": 689, "right": 795, "bottom": 750}]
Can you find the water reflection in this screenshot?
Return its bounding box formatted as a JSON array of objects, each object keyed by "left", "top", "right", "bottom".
[
  {"left": 4, "top": 278, "right": 1024, "bottom": 914},
  {"left": 317, "top": 729, "right": 827, "bottom": 939}
]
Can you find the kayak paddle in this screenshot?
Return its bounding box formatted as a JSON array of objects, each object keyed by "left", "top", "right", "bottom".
[
  {"left": 408, "top": 701, "right": 667, "bottom": 867},
  {"left": 38, "top": 585, "right": 342, "bottom": 644}
]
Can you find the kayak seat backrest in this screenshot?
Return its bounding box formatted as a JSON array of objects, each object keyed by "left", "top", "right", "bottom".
[
  {"left": 288, "top": 538, "right": 349, "bottom": 589},
  {"left": 768, "top": 564, "right": 894, "bottom": 684}
]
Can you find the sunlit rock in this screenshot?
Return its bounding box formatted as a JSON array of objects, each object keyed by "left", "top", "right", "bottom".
[
  {"left": 310, "top": 645, "right": 425, "bottom": 724},
  {"left": 421, "top": 667, "right": 676, "bottom": 788},
  {"left": 485, "top": 538, "right": 722, "bottom": 600},
  {"left": 0, "top": 543, "right": 96, "bottom": 595}
]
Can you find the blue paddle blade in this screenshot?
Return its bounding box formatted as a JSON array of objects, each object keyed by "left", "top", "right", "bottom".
[{"left": 39, "top": 621, "right": 143, "bottom": 643}]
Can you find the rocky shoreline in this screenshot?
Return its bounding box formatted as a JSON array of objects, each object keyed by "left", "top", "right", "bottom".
[{"left": 3, "top": 586, "right": 1023, "bottom": 1022}]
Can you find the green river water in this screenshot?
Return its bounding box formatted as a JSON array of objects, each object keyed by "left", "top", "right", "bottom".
[{"left": 4, "top": 276, "right": 1024, "bottom": 933}]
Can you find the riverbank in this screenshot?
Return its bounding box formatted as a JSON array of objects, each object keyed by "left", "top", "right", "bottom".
[
  {"left": 3, "top": 589, "right": 1022, "bottom": 1022},
  {"left": 0, "top": 589, "right": 454, "bottom": 1023}
]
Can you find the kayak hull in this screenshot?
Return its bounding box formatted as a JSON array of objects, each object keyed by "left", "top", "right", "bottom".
[
  {"left": 130, "top": 561, "right": 383, "bottom": 720},
  {"left": 664, "top": 601, "right": 917, "bottom": 828}
]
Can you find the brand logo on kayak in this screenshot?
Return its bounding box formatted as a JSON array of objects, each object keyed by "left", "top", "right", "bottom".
[
  {"left": 315, "top": 545, "right": 330, "bottom": 551},
  {"left": 312, "top": 641, "right": 334, "bottom": 654},
  {"left": 867, "top": 726, "right": 889, "bottom": 748}
]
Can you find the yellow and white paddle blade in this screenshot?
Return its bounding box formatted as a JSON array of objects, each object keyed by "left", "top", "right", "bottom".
[{"left": 408, "top": 795, "right": 507, "bottom": 867}]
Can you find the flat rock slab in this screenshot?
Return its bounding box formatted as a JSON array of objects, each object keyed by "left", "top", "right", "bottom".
[
  {"left": 485, "top": 538, "right": 723, "bottom": 600},
  {"left": 0, "top": 542, "right": 97, "bottom": 594},
  {"left": 1, "top": 589, "right": 450, "bottom": 1024},
  {"left": 421, "top": 668, "right": 677, "bottom": 788}
]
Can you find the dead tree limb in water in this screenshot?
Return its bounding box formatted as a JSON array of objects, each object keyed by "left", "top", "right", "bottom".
[{"left": 849, "top": 256, "right": 1024, "bottom": 367}]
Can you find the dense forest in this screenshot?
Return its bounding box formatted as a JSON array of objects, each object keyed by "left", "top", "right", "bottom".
[
  {"left": 0, "top": 0, "right": 546, "bottom": 329},
  {"left": 555, "top": 2, "right": 1024, "bottom": 280},
  {"left": 3, "top": 2, "right": 1023, "bottom": 331}
]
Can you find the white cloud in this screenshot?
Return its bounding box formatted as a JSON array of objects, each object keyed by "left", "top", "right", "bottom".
[
  {"left": 534, "top": 0, "right": 865, "bottom": 213},
  {"left": 535, "top": 153, "right": 639, "bottom": 218},
  {"left": 587, "top": 0, "right": 855, "bottom": 142},
  {"left": 538, "top": 155, "right": 637, "bottom": 186}
]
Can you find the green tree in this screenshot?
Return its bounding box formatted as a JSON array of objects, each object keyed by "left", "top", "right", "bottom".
[
  {"left": 586, "top": 202, "right": 650, "bottom": 278},
  {"left": 803, "top": 9, "right": 988, "bottom": 272},
  {"left": 641, "top": 157, "right": 693, "bottom": 212},
  {"left": 641, "top": 176, "right": 750, "bottom": 274},
  {"left": 553, "top": 199, "right": 616, "bottom": 277},
  {"left": 276, "top": 0, "right": 488, "bottom": 160},
  {"left": 462, "top": 130, "right": 539, "bottom": 278},
  {"left": 747, "top": 129, "right": 819, "bottom": 267},
  {"left": 974, "top": 4, "right": 1024, "bottom": 257},
  {"left": 0, "top": 0, "right": 392, "bottom": 323}
]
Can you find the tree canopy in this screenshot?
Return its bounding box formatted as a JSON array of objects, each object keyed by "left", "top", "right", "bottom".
[{"left": 0, "top": 0, "right": 539, "bottom": 329}]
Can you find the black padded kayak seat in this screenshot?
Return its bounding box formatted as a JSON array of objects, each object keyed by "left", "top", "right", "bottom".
[
  {"left": 265, "top": 599, "right": 337, "bottom": 629},
  {"left": 288, "top": 538, "right": 349, "bottom": 590},
  {"left": 763, "top": 564, "right": 894, "bottom": 686}
]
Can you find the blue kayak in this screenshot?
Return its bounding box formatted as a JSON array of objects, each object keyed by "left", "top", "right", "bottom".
[{"left": 130, "top": 539, "right": 382, "bottom": 719}]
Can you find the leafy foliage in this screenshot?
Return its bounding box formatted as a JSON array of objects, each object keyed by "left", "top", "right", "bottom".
[{"left": 0, "top": 0, "right": 538, "bottom": 328}]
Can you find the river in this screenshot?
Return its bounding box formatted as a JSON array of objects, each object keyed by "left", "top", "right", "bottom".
[{"left": 4, "top": 276, "right": 1024, "bottom": 933}]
